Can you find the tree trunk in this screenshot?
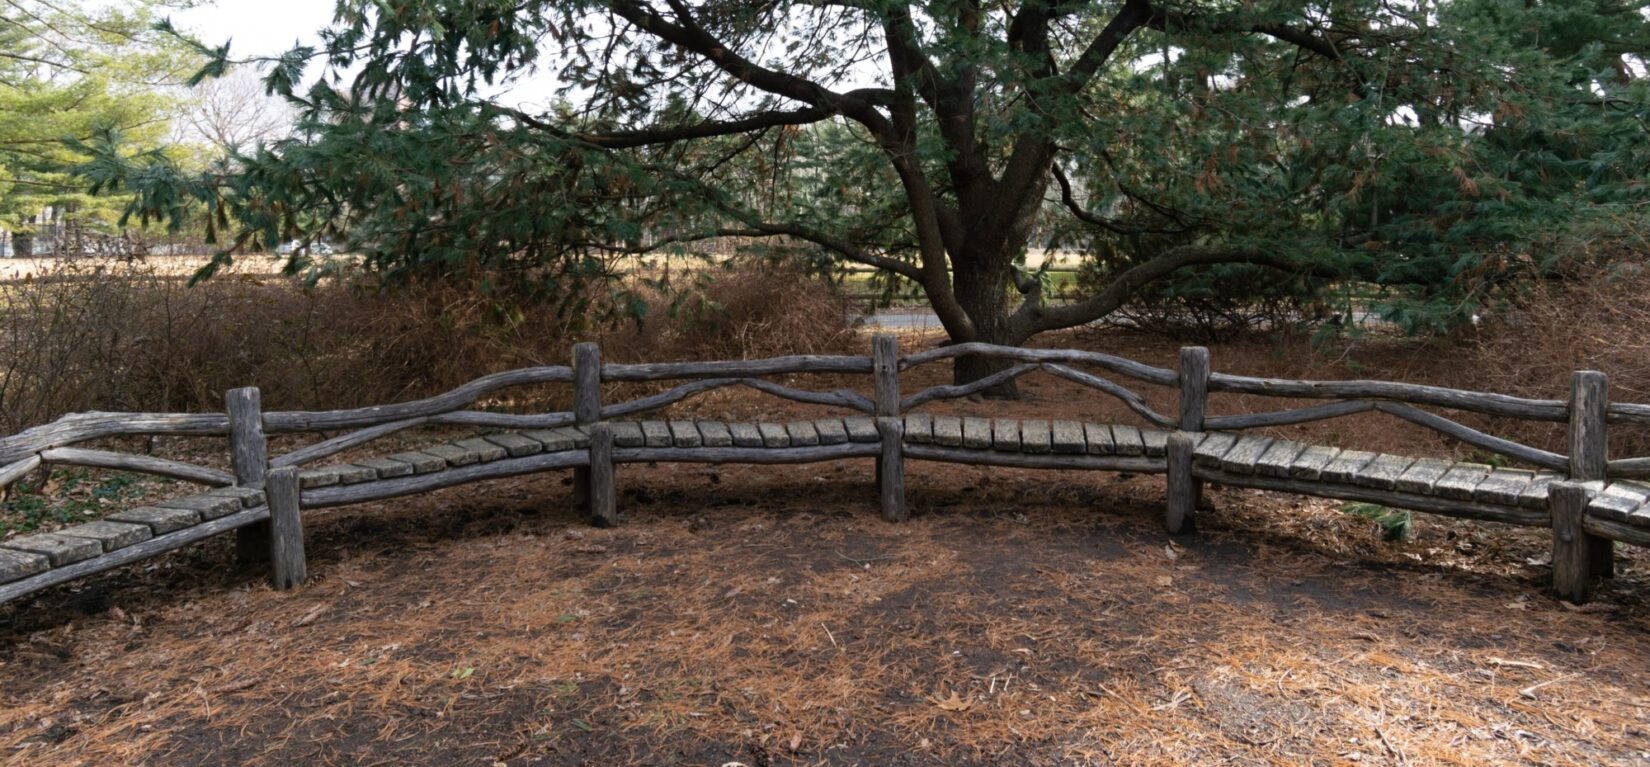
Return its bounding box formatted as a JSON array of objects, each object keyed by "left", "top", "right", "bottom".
[{"left": 950, "top": 253, "right": 1022, "bottom": 398}]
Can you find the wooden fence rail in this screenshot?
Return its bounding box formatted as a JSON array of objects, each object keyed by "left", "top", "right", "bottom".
[{"left": 1, "top": 334, "right": 1646, "bottom": 606}]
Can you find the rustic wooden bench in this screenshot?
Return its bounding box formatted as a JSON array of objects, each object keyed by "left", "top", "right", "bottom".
[{"left": 3, "top": 336, "right": 1647, "bottom": 606}]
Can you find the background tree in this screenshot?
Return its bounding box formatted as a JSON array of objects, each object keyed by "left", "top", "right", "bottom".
[{"left": 92, "top": 0, "right": 1650, "bottom": 390}]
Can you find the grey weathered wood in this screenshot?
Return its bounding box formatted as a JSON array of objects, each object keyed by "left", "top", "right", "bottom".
[
  {"left": 741, "top": 379, "right": 876, "bottom": 413},
  {"left": 1604, "top": 456, "right": 1650, "bottom": 478},
  {"left": 808, "top": 418, "right": 844, "bottom": 448},
  {"left": 902, "top": 364, "right": 1040, "bottom": 411},
  {"left": 59, "top": 520, "right": 151, "bottom": 552},
  {"left": 1194, "top": 466, "right": 1550, "bottom": 527},
  {"left": 596, "top": 422, "right": 644, "bottom": 449},
  {"left": 1255, "top": 440, "right": 1308, "bottom": 478},
  {"left": 271, "top": 417, "right": 430, "bottom": 469},
  {"left": 588, "top": 423, "right": 618, "bottom": 528},
  {"left": 355, "top": 457, "right": 416, "bottom": 479},
  {"left": 1570, "top": 371, "right": 1608, "bottom": 484},
  {"left": 455, "top": 437, "right": 508, "bottom": 462},
  {"left": 931, "top": 416, "right": 963, "bottom": 447},
  {"left": 424, "top": 443, "right": 481, "bottom": 467},
  {"left": 899, "top": 343, "right": 1178, "bottom": 386},
  {"left": 1084, "top": 423, "right": 1115, "bottom": 455},
  {"left": 0, "top": 548, "right": 48, "bottom": 585},
  {"left": 227, "top": 387, "right": 271, "bottom": 565},
  {"left": 873, "top": 334, "right": 900, "bottom": 418},
  {"left": 844, "top": 417, "right": 880, "bottom": 444},
  {"left": 1518, "top": 473, "right": 1558, "bottom": 509},
  {"left": 1206, "top": 373, "right": 1567, "bottom": 422},
  {"left": 902, "top": 413, "right": 933, "bottom": 444},
  {"left": 786, "top": 421, "right": 821, "bottom": 447},
  {"left": 903, "top": 444, "right": 1166, "bottom": 473},
  {"left": 668, "top": 420, "right": 704, "bottom": 448},
  {"left": 1177, "top": 347, "right": 1210, "bottom": 431},
  {"left": 877, "top": 417, "right": 907, "bottom": 522},
  {"left": 303, "top": 451, "right": 587, "bottom": 507},
  {"left": 1020, "top": 420, "right": 1052, "bottom": 454},
  {"left": 1472, "top": 468, "right": 1536, "bottom": 507},
  {"left": 1192, "top": 432, "right": 1237, "bottom": 468},
  {"left": 1321, "top": 450, "right": 1378, "bottom": 484},
  {"left": 992, "top": 418, "right": 1022, "bottom": 452},
  {"left": 640, "top": 421, "right": 673, "bottom": 448},
  {"left": 1550, "top": 481, "right": 1595, "bottom": 602},
  {"left": 384, "top": 451, "right": 449, "bottom": 474},
  {"left": 602, "top": 378, "right": 873, "bottom": 419},
  {"left": 1, "top": 532, "right": 102, "bottom": 566},
  {"left": 1434, "top": 464, "right": 1493, "bottom": 501},
  {"left": 1289, "top": 445, "right": 1341, "bottom": 480},
  {"left": 1204, "top": 400, "right": 1377, "bottom": 431},
  {"left": 1395, "top": 458, "right": 1454, "bottom": 494},
  {"left": 260, "top": 366, "right": 573, "bottom": 433},
  {"left": 729, "top": 423, "right": 764, "bottom": 447},
  {"left": 758, "top": 422, "right": 791, "bottom": 448},
  {"left": 1583, "top": 514, "right": 1650, "bottom": 547},
  {"left": 602, "top": 355, "right": 873, "bottom": 381},
  {"left": 551, "top": 426, "right": 591, "bottom": 449},
  {"left": 614, "top": 443, "right": 879, "bottom": 464},
  {"left": 108, "top": 506, "right": 200, "bottom": 534},
  {"left": 1039, "top": 364, "right": 1178, "bottom": 429},
  {"left": 1050, "top": 421, "right": 1085, "bottom": 454},
  {"left": 334, "top": 463, "right": 379, "bottom": 485},
  {"left": 1375, "top": 402, "right": 1566, "bottom": 471},
  {"left": 0, "top": 505, "right": 270, "bottom": 605},
  {"left": 1112, "top": 424, "right": 1146, "bottom": 457},
  {"left": 427, "top": 411, "right": 577, "bottom": 429},
  {"left": 0, "top": 454, "right": 43, "bottom": 491},
  {"left": 1165, "top": 431, "right": 1199, "bottom": 535},
  {"left": 36, "top": 448, "right": 233, "bottom": 487},
  {"left": 209, "top": 485, "right": 266, "bottom": 508},
  {"left": 961, "top": 417, "right": 992, "bottom": 449},
  {"left": 1586, "top": 481, "right": 1650, "bottom": 522},
  {"left": 484, "top": 432, "right": 543, "bottom": 458},
  {"left": 265, "top": 466, "right": 305, "bottom": 590},
  {"left": 1218, "top": 435, "right": 1274, "bottom": 474},
  {"left": 573, "top": 343, "right": 601, "bottom": 511},
  {"left": 1141, "top": 428, "right": 1169, "bottom": 457},
  {"left": 0, "top": 412, "right": 230, "bottom": 467},
  {"left": 699, "top": 421, "right": 734, "bottom": 447},
  {"left": 157, "top": 493, "right": 242, "bottom": 520},
  {"left": 1350, "top": 454, "right": 1415, "bottom": 491}
]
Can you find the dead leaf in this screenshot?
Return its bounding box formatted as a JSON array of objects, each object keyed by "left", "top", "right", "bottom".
[
  {"left": 1156, "top": 575, "right": 1174, "bottom": 587},
  {"left": 930, "top": 691, "right": 974, "bottom": 712},
  {"left": 291, "top": 604, "right": 327, "bottom": 628}
]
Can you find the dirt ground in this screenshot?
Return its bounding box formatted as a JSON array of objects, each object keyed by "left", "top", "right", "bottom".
[{"left": 2, "top": 327, "right": 1649, "bottom": 766}]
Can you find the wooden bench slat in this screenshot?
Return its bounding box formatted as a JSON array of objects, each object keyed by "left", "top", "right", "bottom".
[
  {"left": 1084, "top": 423, "right": 1115, "bottom": 455},
  {"left": 992, "top": 418, "right": 1021, "bottom": 452},
  {"left": 903, "top": 414, "right": 933, "bottom": 444},
  {"left": 1192, "top": 432, "right": 1238, "bottom": 468},
  {"left": 844, "top": 417, "right": 880, "bottom": 444},
  {"left": 1321, "top": 450, "right": 1378, "bottom": 484},
  {"left": 1, "top": 533, "right": 101, "bottom": 567},
  {"left": 1288, "top": 445, "right": 1340, "bottom": 480},
  {"left": 962, "top": 417, "right": 992, "bottom": 449},
  {"left": 698, "top": 421, "right": 734, "bottom": 447},
  {"left": 1110, "top": 424, "right": 1145, "bottom": 456},
  {"left": 668, "top": 420, "right": 704, "bottom": 448},
  {"left": 931, "top": 416, "right": 963, "bottom": 447},
  {"left": 422, "top": 443, "right": 480, "bottom": 467},
  {"left": 1590, "top": 482, "right": 1650, "bottom": 522},
  {"left": 1434, "top": 464, "right": 1493, "bottom": 501},
  {"left": 58, "top": 520, "right": 152, "bottom": 552},
  {"left": 639, "top": 421, "right": 673, "bottom": 448},
  {"left": 0, "top": 548, "right": 49, "bottom": 585},
  {"left": 1518, "top": 473, "right": 1557, "bottom": 510},
  {"left": 454, "top": 438, "right": 508, "bottom": 462},
  {"left": 157, "top": 494, "right": 243, "bottom": 520},
  {"left": 356, "top": 456, "right": 417, "bottom": 478},
  {"left": 1255, "top": 440, "right": 1308, "bottom": 478},
  {"left": 1020, "top": 420, "right": 1052, "bottom": 454},
  {"left": 1351, "top": 454, "right": 1415, "bottom": 491},
  {"left": 728, "top": 423, "right": 765, "bottom": 447},
  {"left": 109, "top": 506, "right": 201, "bottom": 535},
  {"left": 1218, "top": 435, "right": 1274, "bottom": 474},
  {"left": 1395, "top": 458, "right": 1453, "bottom": 494},
  {"left": 757, "top": 422, "right": 790, "bottom": 448},
  {"left": 525, "top": 427, "right": 586, "bottom": 451},
  {"left": 786, "top": 421, "right": 821, "bottom": 447},
  {"left": 1473, "top": 468, "right": 1536, "bottom": 507},
  {"left": 1050, "top": 421, "right": 1084, "bottom": 454},
  {"left": 384, "top": 451, "right": 449, "bottom": 474},
  {"left": 813, "top": 419, "right": 848, "bottom": 445},
  {"left": 484, "top": 432, "right": 543, "bottom": 458},
  {"left": 1140, "top": 429, "right": 1169, "bottom": 457}
]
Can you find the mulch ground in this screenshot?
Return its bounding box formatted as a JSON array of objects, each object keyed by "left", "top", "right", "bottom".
[{"left": 2, "top": 328, "right": 1649, "bottom": 765}]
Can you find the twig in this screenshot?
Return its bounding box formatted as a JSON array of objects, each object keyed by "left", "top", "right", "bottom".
[
  {"left": 1520, "top": 673, "right": 1583, "bottom": 700},
  {"left": 821, "top": 623, "right": 838, "bottom": 649}
]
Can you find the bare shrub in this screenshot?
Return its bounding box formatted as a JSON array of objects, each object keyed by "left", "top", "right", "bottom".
[{"left": 0, "top": 257, "right": 857, "bottom": 432}]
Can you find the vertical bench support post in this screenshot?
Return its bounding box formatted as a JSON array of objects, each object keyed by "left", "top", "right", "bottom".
[
  {"left": 572, "top": 342, "right": 601, "bottom": 510},
  {"left": 266, "top": 465, "right": 306, "bottom": 589},
  {"left": 876, "top": 417, "right": 907, "bottom": 522},
  {"left": 1550, "top": 481, "right": 1594, "bottom": 602},
  {"left": 227, "top": 387, "right": 270, "bottom": 563},
  {"left": 1562, "top": 370, "right": 1613, "bottom": 590},
  {"left": 1166, "top": 347, "right": 1209, "bottom": 534},
  {"left": 872, "top": 334, "right": 905, "bottom": 520},
  {"left": 587, "top": 422, "right": 618, "bottom": 528}
]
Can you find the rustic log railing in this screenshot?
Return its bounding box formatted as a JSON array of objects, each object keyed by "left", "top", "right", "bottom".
[{"left": 1, "top": 334, "right": 1646, "bottom": 606}]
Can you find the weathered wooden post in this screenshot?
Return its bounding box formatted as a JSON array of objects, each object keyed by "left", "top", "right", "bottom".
[
  {"left": 265, "top": 465, "right": 306, "bottom": 589},
  {"left": 572, "top": 342, "right": 601, "bottom": 510},
  {"left": 1549, "top": 481, "right": 1593, "bottom": 602},
  {"left": 871, "top": 334, "right": 905, "bottom": 520},
  {"left": 1553, "top": 370, "right": 1613, "bottom": 594},
  {"left": 1165, "top": 346, "right": 1209, "bottom": 534},
  {"left": 587, "top": 422, "right": 618, "bottom": 527},
  {"left": 226, "top": 387, "right": 270, "bottom": 563}
]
